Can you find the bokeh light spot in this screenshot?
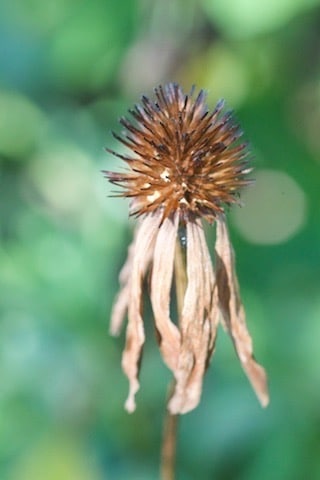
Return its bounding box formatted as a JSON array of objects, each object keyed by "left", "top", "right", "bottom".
[
  {"left": 29, "top": 146, "right": 93, "bottom": 215},
  {"left": 232, "top": 169, "right": 307, "bottom": 244},
  {"left": 203, "top": 0, "right": 320, "bottom": 38}
]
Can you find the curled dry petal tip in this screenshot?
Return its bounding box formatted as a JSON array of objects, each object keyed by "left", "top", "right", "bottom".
[{"left": 215, "top": 215, "right": 269, "bottom": 408}]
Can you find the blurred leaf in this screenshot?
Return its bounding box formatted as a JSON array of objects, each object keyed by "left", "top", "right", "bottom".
[
  {"left": 8, "top": 434, "right": 103, "bottom": 480},
  {"left": 0, "top": 91, "right": 46, "bottom": 159},
  {"left": 49, "top": 0, "right": 137, "bottom": 92},
  {"left": 202, "top": 0, "right": 320, "bottom": 38}
]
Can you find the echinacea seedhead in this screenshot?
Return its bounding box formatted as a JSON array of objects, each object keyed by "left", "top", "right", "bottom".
[
  {"left": 104, "top": 83, "right": 252, "bottom": 224},
  {"left": 105, "top": 83, "right": 268, "bottom": 415}
]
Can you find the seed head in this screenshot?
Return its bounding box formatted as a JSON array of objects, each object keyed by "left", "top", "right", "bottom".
[
  {"left": 104, "top": 83, "right": 252, "bottom": 223},
  {"left": 105, "top": 84, "right": 268, "bottom": 415}
]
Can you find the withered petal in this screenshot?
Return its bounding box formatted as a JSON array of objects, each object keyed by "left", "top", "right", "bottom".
[
  {"left": 215, "top": 216, "right": 269, "bottom": 407},
  {"left": 150, "top": 212, "right": 181, "bottom": 371},
  {"left": 197, "top": 221, "right": 220, "bottom": 358},
  {"left": 169, "top": 219, "right": 214, "bottom": 414},
  {"left": 109, "top": 240, "right": 135, "bottom": 336},
  {"left": 122, "top": 211, "right": 163, "bottom": 412}
]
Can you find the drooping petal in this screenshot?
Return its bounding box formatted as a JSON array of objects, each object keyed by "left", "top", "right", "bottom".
[
  {"left": 150, "top": 212, "right": 181, "bottom": 371},
  {"left": 215, "top": 215, "right": 269, "bottom": 407},
  {"left": 122, "top": 211, "right": 162, "bottom": 412},
  {"left": 197, "top": 222, "right": 220, "bottom": 359},
  {"left": 110, "top": 212, "right": 158, "bottom": 335},
  {"left": 109, "top": 240, "right": 135, "bottom": 336},
  {"left": 169, "top": 219, "right": 215, "bottom": 414}
]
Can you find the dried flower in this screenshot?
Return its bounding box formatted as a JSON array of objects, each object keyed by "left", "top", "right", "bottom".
[{"left": 104, "top": 83, "right": 269, "bottom": 414}]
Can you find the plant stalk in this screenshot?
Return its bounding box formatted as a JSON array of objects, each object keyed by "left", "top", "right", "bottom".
[{"left": 160, "top": 232, "right": 187, "bottom": 480}]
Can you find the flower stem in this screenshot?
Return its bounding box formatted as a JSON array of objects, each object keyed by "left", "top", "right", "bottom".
[
  {"left": 160, "top": 385, "right": 178, "bottom": 480},
  {"left": 160, "top": 232, "right": 187, "bottom": 480}
]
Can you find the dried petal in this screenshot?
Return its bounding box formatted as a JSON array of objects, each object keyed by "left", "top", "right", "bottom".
[
  {"left": 150, "top": 212, "right": 181, "bottom": 371},
  {"left": 215, "top": 216, "right": 269, "bottom": 407},
  {"left": 122, "top": 211, "right": 162, "bottom": 412},
  {"left": 169, "top": 220, "right": 216, "bottom": 414},
  {"left": 109, "top": 240, "right": 135, "bottom": 336},
  {"left": 197, "top": 222, "right": 220, "bottom": 358}
]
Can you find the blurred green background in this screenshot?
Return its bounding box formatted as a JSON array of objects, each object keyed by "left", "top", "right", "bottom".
[{"left": 1, "top": 0, "right": 320, "bottom": 479}]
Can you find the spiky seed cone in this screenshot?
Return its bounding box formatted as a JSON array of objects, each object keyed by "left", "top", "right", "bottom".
[{"left": 104, "top": 83, "right": 252, "bottom": 224}]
